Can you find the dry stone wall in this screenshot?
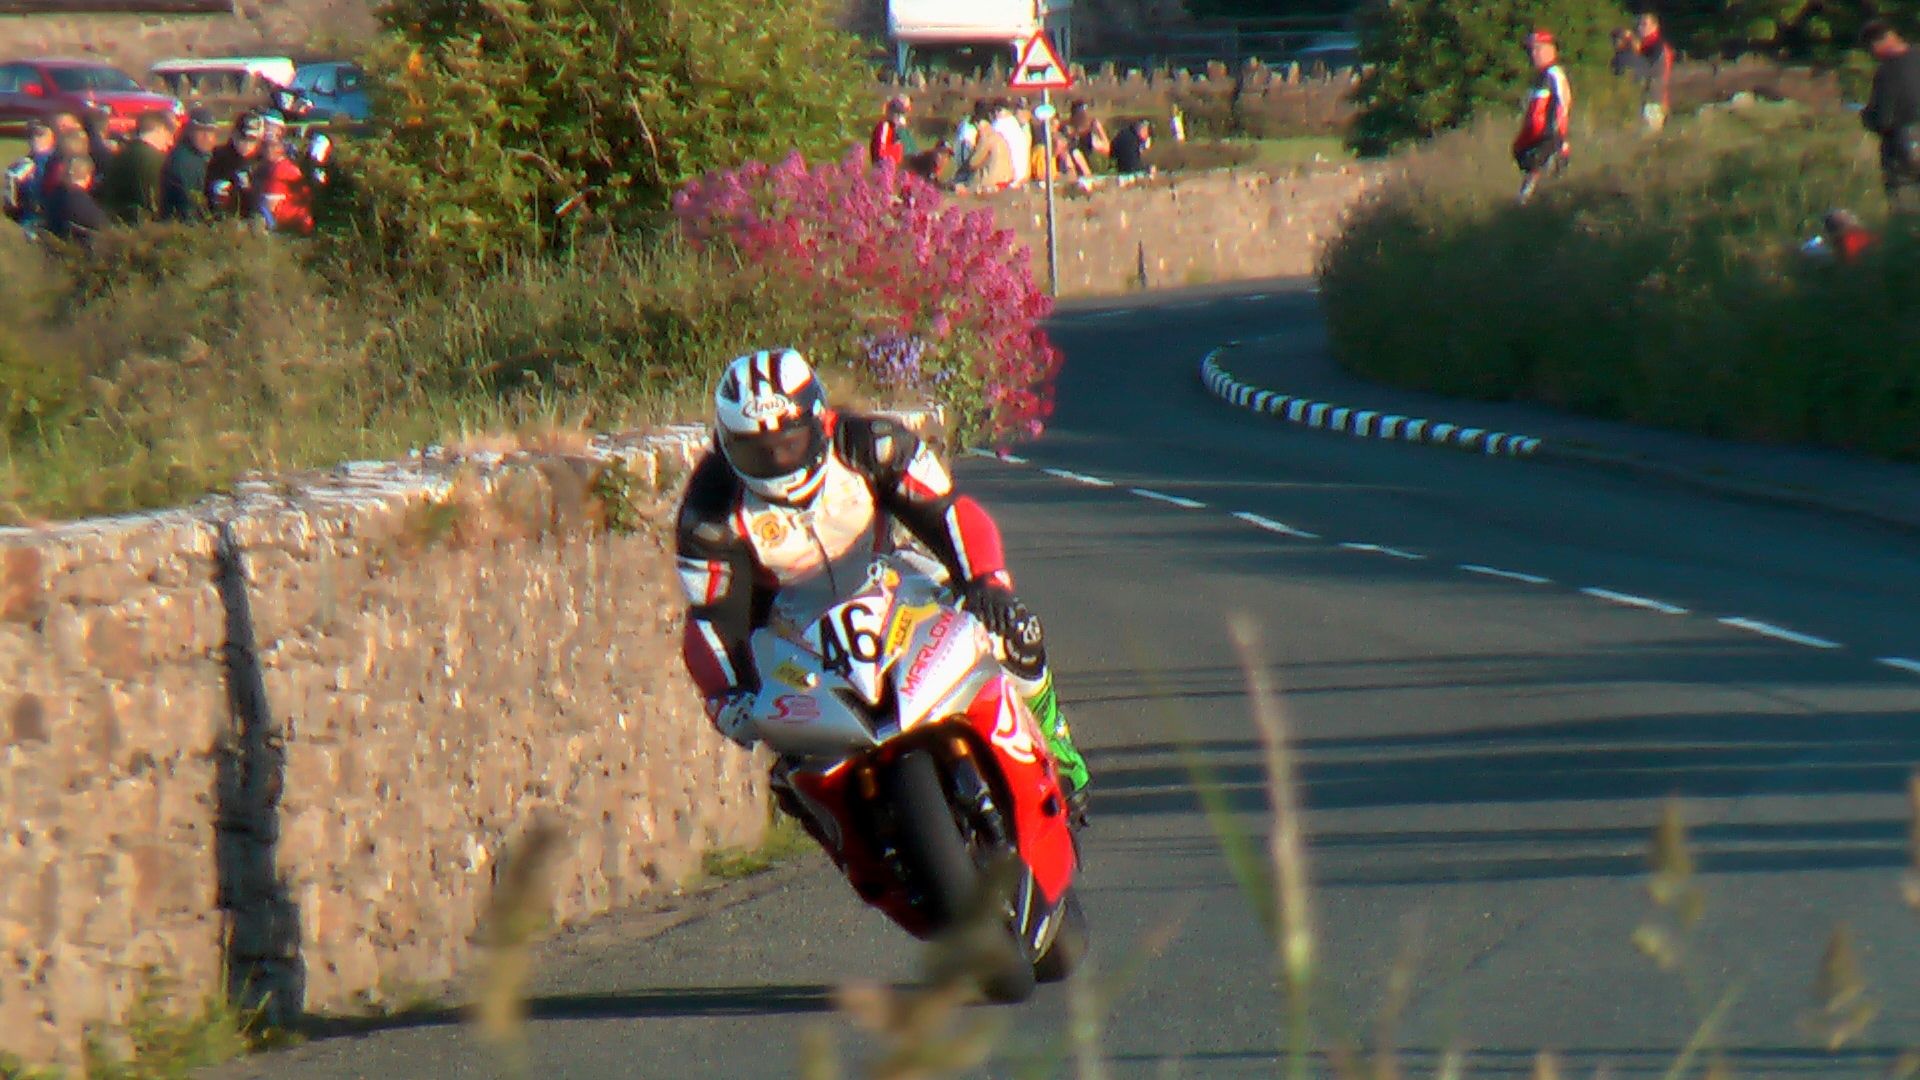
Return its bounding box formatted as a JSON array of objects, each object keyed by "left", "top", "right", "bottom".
[
  {"left": 0, "top": 418, "right": 955, "bottom": 1072},
  {"left": 994, "top": 165, "right": 1382, "bottom": 296}
]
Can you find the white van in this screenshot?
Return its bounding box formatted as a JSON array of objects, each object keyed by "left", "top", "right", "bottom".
[{"left": 887, "top": 0, "right": 1075, "bottom": 75}]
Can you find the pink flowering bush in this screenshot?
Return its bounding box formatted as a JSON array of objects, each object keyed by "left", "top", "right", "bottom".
[{"left": 672, "top": 149, "right": 1063, "bottom": 446}]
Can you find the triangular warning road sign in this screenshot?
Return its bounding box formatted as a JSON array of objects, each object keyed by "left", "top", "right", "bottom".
[{"left": 1009, "top": 31, "right": 1073, "bottom": 91}]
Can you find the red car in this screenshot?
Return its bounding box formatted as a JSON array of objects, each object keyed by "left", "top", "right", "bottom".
[{"left": 0, "top": 58, "right": 182, "bottom": 136}]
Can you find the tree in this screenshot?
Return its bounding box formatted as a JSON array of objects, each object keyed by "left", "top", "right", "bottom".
[
  {"left": 1656, "top": 0, "right": 1920, "bottom": 63},
  {"left": 1349, "top": 0, "right": 1628, "bottom": 156},
  {"left": 347, "top": 0, "right": 876, "bottom": 273}
]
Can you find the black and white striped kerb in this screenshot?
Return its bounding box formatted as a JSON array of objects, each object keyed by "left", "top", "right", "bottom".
[{"left": 1200, "top": 345, "right": 1545, "bottom": 458}]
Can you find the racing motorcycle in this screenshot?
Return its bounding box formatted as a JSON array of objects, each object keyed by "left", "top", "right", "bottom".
[{"left": 745, "top": 550, "right": 1087, "bottom": 1002}]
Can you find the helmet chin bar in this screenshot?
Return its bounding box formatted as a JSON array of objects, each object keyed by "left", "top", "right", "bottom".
[{"left": 745, "top": 460, "right": 829, "bottom": 506}]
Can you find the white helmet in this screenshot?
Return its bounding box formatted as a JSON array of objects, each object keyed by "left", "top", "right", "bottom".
[{"left": 714, "top": 348, "right": 831, "bottom": 505}]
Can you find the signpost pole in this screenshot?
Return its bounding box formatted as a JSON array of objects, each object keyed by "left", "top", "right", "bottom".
[{"left": 1043, "top": 87, "right": 1059, "bottom": 299}]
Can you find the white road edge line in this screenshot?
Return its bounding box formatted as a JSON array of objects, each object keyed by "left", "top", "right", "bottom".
[
  {"left": 1339, "top": 542, "right": 1427, "bottom": 561},
  {"left": 1579, "top": 587, "right": 1689, "bottom": 615},
  {"left": 1878, "top": 657, "right": 1920, "bottom": 676},
  {"left": 1231, "top": 511, "right": 1320, "bottom": 539},
  {"left": 963, "top": 449, "right": 1029, "bottom": 465},
  {"left": 1458, "top": 564, "right": 1552, "bottom": 585},
  {"left": 1040, "top": 467, "right": 1115, "bottom": 488},
  {"left": 1717, "top": 617, "right": 1843, "bottom": 650},
  {"left": 1129, "top": 488, "right": 1207, "bottom": 509}
]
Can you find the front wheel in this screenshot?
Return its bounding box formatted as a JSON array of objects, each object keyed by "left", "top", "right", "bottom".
[{"left": 886, "top": 749, "right": 1036, "bottom": 1004}]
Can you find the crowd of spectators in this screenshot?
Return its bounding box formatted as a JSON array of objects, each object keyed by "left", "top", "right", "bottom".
[
  {"left": 3, "top": 103, "right": 331, "bottom": 248},
  {"left": 869, "top": 94, "right": 1158, "bottom": 195}
]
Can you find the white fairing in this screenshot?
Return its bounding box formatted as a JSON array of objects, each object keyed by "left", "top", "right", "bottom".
[{"left": 745, "top": 551, "right": 998, "bottom": 760}]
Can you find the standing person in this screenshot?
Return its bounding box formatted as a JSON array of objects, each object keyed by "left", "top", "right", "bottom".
[
  {"left": 1513, "top": 29, "right": 1573, "bottom": 204},
  {"left": 4, "top": 120, "right": 57, "bottom": 227},
  {"left": 1860, "top": 19, "right": 1920, "bottom": 208},
  {"left": 250, "top": 135, "right": 315, "bottom": 235},
  {"left": 42, "top": 155, "right": 110, "bottom": 247},
  {"left": 1635, "top": 11, "right": 1675, "bottom": 130},
  {"left": 160, "top": 107, "right": 221, "bottom": 222},
  {"left": 991, "top": 100, "right": 1032, "bottom": 187},
  {"left": 868, "top": 95, "right": 915, "bottom": 169},
  {"left": 206, "top": 112, "right": 266, "bottom": 218},
  {"left": 1108, "top": 118, "right": 1155, "bottom": 176},
  {"left": 98, "top": 110, "right": 176, "bottom": 223},
  {"left": 1610, "top": 27, "right": 1645, "bottom": 77}
]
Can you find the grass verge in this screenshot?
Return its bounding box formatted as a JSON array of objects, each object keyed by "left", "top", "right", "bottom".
[
  {"left": 701, "top": 810, "right": 815, "bottom": 881},
  {"left": 1319, "top": 101, "right": 1920, "bottom": 461}
]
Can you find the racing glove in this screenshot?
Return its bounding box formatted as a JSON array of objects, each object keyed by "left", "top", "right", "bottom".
[{"left": 962, "top": 577, "right": 1045, "bottom": 677}]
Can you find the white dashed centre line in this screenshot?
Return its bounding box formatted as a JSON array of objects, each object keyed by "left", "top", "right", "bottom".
[
  {"left": 1879, "top": 657, "right": 1920, "bottom": 676},
  {"left": 1231, "top": 511, "right": 1320, "bottom": 540},
  {"left": 1459, "top": 564, "right": 1552, "bottom": 585},
  {"left": 1579, "top": 588, "right": 1689, "bottom": 615},
  {"left": 1339, "top": 542, "right": 1427, "bottom": 561},
  {"left": 1717, "top": 617, "right": 1843, "bottom": 650},
  {"left": 1130, "top": 488, "right": 1207, "bottom": 509},
  {"left": 1040, "top": 467, "right": 1115, "bottom": 488},
  {"left": 964, "top": 449, "right": 1028, "bottom": 464}
]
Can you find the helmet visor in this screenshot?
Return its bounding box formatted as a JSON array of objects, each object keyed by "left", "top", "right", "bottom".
[{"left": 724, "top": 419, "right": 825, "bottom": 480}]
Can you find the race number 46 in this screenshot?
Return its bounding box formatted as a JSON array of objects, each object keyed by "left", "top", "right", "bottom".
[{"left": 818, "top": 601, "right": 884, "bottom": 674}]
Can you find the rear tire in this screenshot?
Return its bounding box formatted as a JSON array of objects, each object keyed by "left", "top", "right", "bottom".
[{"left": 1033, "top": 890, "right": 1089, "bottom": 983}]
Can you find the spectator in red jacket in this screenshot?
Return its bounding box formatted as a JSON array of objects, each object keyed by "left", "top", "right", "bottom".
[
  {"left": 1514, "top": 29, "right": 1573, "bottom": 204},
  {"left": 868, "top": 95, "right": 915, "bottom": 169},
  {"left": 1635, "top": 11, "right": 1675, "bottom": 130},
  {"left": 250, "top": 136, "right": 314, "bottom": 235}
]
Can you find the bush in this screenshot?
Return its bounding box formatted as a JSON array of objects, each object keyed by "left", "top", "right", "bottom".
[
  {"left": 1319, "top": 104, "right": 1920, "bottom": 460},
  {"left": 672, "top": 151, "right": 1063, "bottom": 446},
  {"left": 1349, "top": 0, "right": 1630, "bottom": 156},
  {"left": 0, "top": 224, "right": 919, "bottom": 523},
  {"left": 346, "top": 0, "right": 872, "bottom": 273}
]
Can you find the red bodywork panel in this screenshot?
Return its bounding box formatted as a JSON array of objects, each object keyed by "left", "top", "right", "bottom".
[{"left": 791, "top": 674, "right": 1078, "bottom": 939}]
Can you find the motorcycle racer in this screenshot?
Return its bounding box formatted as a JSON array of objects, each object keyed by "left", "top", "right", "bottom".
[{"left": 674, "top": 348, "right": 1090, "bottom": 821}]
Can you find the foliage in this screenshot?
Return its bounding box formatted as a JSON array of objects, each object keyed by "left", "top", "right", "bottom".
[
  {"left": 344, "top": 0, "right": 872, "bottom": 274},
  {"left": 1659, "top": 0, "right": 1920, "bottom": 63},
  {"left": 0, "top": 224, "right": 893, "bottom": 524},
  {"left": 1348, "top": 0, "right": 1631, "bottom": 155},
  {"left": 1320, "top": 103, "right": 1920, "bottom": 461},
  {"left": 672, "top": 151, "right": 1064, "bottom": 447}
]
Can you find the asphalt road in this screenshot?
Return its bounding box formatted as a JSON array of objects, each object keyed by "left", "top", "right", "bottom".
[{"left": 219, "top": 282, "right": 1920, "bottom": 1079}]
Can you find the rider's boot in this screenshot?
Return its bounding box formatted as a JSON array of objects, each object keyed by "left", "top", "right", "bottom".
[
  {"left": 1001, "top": 608, "right": 1091, "bottom": 828},
  {"left": 1021, "top": 669, "right": 1091, "bottom": 827}
]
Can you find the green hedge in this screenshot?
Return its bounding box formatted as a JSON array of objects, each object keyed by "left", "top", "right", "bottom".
[{"left": 1319, "top": 103, "right": 1920, "bottom": 460}]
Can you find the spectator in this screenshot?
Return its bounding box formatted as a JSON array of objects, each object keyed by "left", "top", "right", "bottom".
[
  {"left": 206, "top": 112, "right": 266, "bottom": 218},
  {"left": 250, "top": 135, "right": 315, "bottom": 235},
  {"left": 903, "top": 138, "right": 953, "bottom": 184},
  {"left": 42, "top": 155, "right": 109, "bottom": 247},
  {"left": 1610, "top": 28, "right": 1646, "bottom": 77},
  {"left": 1860, "top": 19, "right": 1920, "bottom": 207},
  {"left": 1064, "top": 100, "right": 1109, "bottom": 180},
  {"left": 1109, "top": 118, "right": 1155, "bottom": 176},
  {"left": 868, "top": 95, "right": 915, "bottom": 169},
  {"left": 98, "top": 110, "right": 176, "bottom": 223},
  {"left": 160, "top": 107, "right": 221, "bottom": 222},
  {"left": 952, "top": 98, "right": 985, "bottom": 164},
  {"left": 1634, "top": 11, "right": 1675, "bottom": 130},
  {"left": 3, "top": 120, "right": 57, "bottom": 227},
  {"left": 959, "top": 113, "right": 1015, "bottom": 193},
  {"left": 41, "top": 125, "right": 90, "bottom": 193},
  {"left": 991, "top": 100, "right": 1032, "bottom": 186},
  {"left": 1513, "top": 29, "right": 1573, "bottom": 204}
]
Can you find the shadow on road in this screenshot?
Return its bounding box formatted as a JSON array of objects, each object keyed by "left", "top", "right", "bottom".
[{"left": 298, "top": 982, "right": 841, "bottom": 1039}]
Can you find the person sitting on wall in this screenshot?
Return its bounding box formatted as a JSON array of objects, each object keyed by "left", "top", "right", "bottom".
[
  {"left": 903, "top": 138, "right": 954, "bottom": 185},
  {"left": 1108, "top": 118, "right": 1155, "bottom": 177},
  {"left": 42, "top": 154, "right": 110, "bottom": 248},
  {"left": 957, "top": 108, "right": 1015, "bottom": 194},
  {"left": 3, "top": 120, "right": 57, "bottom": 228}
]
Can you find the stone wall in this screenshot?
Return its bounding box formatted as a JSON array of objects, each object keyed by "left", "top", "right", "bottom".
[
  {"left": 994, "top": 165, "right": 1382, "bottom": 297},
  {"left": 0, "top": 419, "right": 915, "bottom": 1071}
]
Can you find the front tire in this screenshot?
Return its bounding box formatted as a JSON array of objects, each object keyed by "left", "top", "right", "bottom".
[
  {"left": 1033, "top": 890, "right": 1089, "bottom": 983},
  {"left": 886, "top": 750, "right": 1036, "bottom": 1004}
]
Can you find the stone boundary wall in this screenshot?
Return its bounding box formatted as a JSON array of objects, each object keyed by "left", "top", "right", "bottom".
[
  {"left": 0, "top": 414, "right": 925, "bottom": 1071},
  {"left": 992, "top": 165, "right": 1383, "bottom": 297}
]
